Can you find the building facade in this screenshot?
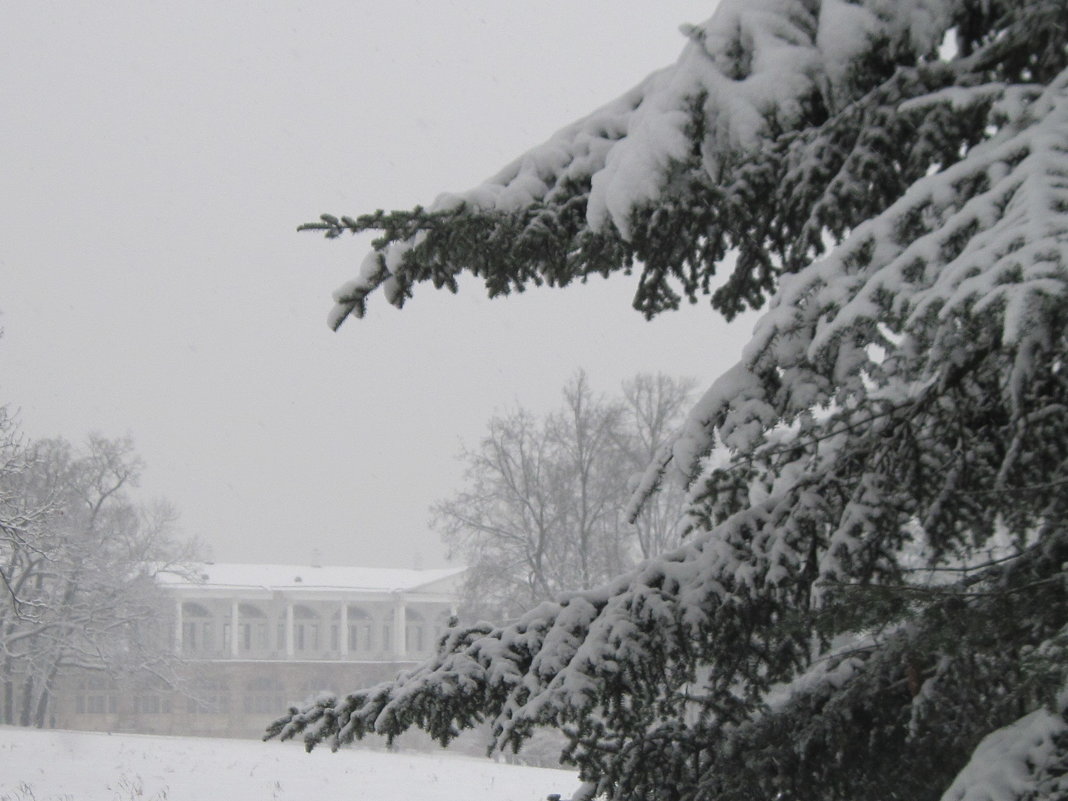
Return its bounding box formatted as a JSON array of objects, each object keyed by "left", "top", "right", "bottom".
[{"left": 52, "top": 562, "right": 465, "bottom": 739}]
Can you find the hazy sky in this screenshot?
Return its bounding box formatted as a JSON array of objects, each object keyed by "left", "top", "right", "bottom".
[{"left": 2, "top": 1, "right": 750, "bottom": 569}]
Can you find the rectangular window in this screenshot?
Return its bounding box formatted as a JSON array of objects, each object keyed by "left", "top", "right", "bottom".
[
  {"left": 351, "top": 622, "right": 375, "bottom": 652},
  {"left": 182, "top": 621, "right": 197, "bottom": 650},
  {"left": 331, "top": 625, "right": 339, "bottom": 651}
]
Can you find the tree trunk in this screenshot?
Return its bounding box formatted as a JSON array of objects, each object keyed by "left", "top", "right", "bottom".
[
  {"left": 33, "top": 686, "right": 50, "bottom": 728},
  {"left": 2, "top": 678, "right": 12, "bottom": 725},
  {"left": 18, "top": 675, "right": 34, "bottom": 727},
  {"left": 33, "top": 662, "right": 59, "bottom": 728},
  {"left": 1, "top": 631, "right": 15, "bottom": 724}
]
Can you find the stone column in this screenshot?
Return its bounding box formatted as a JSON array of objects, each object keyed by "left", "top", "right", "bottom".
[
  {"left": 230, "top": 600, "right": 240, "bottom": 658},
  {"left": 285, "top": 602, "right": 295, "bottom": 658},
  {"left": 339, "top": 601, "right": 349, "bottom": 658},
  {"left": 393, "top": 596, "right": 407, "bottom": 659}
]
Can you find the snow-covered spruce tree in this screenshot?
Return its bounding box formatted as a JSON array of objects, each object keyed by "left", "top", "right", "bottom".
[{"left": 269, "top": 2, "right": 1068, "bottom": 799}]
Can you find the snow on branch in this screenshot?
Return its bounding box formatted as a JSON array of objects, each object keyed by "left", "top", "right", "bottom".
[
  {"left": 278, "top": 67, "right": 1068, "bottom": 784},
  {"left": 307, "top": 0, "right": 960, "bottom": 330},
  {"left": 938, "top": 706, "right": 1068, "bottom": 801},
  {"left": 643, "top": 66, "right": 1068, "bottom": 507},
  {"left": 286, "top": 3, "right": 1068, "bottom": 798}
]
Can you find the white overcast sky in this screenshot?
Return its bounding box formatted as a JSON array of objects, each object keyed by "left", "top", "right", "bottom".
[{"left": 2, "top": 1, "right": 750, "bottom": 569}]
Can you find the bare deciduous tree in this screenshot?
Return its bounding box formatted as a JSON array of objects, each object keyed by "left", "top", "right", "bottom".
[
  {"left": 619, "top": 373, "right": 696, "bottom": 559},
  {"left": 435, "top": 371, "right": 692, "bottom": 621},
  {"left": 0, "top": 430, "right": 197, "bottom": 727}
]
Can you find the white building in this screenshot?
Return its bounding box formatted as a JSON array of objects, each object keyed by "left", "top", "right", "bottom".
[
  {"left": 54, "top": 562, "right": 465, "bottom": 738},
  {"left": 164, "top": 562, "right": 463, "bottom": 662}
]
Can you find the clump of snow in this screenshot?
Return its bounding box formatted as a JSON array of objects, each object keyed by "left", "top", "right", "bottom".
[
  {"left": 817, "top": 0, "right": 881, "bottom": 98},
  {"left": 939, "top": 708, "right": 1068, "bottom": 801},
  {"left": 358, "top": 0, "right": 953, "bottom": 252},
  {"left": 641, "top": 65, "right": 1068, "bottom": 495},
  {"left": 328, "top": 0, "right": 977, "bottom": 331}
]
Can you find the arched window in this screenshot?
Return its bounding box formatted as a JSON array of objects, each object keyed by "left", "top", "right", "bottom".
[
  {"left": 293, "top": 605, "right": 320, "bottom": 652},
  {"left": 181, "top": 602, "right": 213, "bottom": 655},
  {"left": 405, "top": 608, "right": 426, "bottom": 654},
  {"left": 240, "top": 603, "right": 269, "bottom": 652},
  {"left": 348, "top": 606, "right": 374, "bottom": 654},
  {"left": 381, "top": 617, "right": 392, "bottom": 653}
]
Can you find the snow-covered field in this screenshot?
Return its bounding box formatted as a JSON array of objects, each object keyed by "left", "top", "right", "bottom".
[{"left": 0, "top": 727, "right": 576, "bottom": 801}]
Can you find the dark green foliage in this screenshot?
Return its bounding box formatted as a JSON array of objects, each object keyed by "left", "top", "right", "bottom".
[
  {"left": 706, "top": 533, "right": 1068, "bottom": 801},
  {"left": 275, "top": 2, "right": 1068, "bottom": 799},
  {"left": 305, "top": 3, "right": 1066, "bottom": 331}
]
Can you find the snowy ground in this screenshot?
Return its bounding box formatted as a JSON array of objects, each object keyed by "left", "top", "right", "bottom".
[{"left": 0, "top": 727, "right": 576, "bottom": 801}]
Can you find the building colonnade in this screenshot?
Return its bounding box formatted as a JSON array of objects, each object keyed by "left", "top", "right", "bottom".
[{"left": 172, "top": 594, "right": 453, "bottom": 661}]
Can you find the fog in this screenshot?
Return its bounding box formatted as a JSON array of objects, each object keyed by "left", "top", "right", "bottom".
[{"left": 1, "top": 1, "right": 745, "bottom": 568}]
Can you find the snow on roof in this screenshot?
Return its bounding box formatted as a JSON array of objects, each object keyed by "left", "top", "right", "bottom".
[{"left": 158, "top": 562, "right": 465, "bottom": 593}]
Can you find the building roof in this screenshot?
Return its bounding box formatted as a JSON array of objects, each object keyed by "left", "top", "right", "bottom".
[{"left": 158, "top": 562, "right": 465, "bottom": 594}]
